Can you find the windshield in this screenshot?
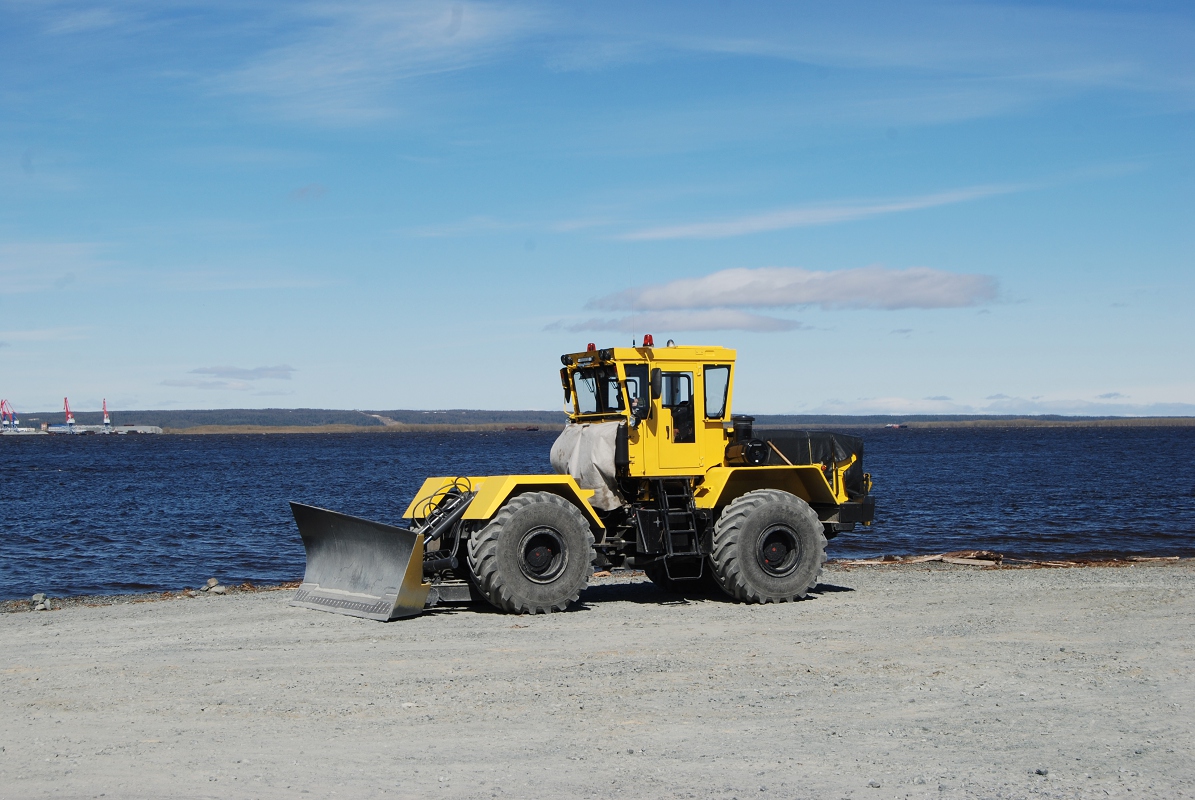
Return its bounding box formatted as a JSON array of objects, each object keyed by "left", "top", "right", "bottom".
[{"left": 572, "top": 367, "right": 624, "bottom": 415}]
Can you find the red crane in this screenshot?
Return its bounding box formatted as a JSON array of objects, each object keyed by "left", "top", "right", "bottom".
[
  {"left": 103, "top": 398, "right": 111, "bottom": 428},
  {"left": 64, "top": 397, "right": 75, "bottom": 426},
  {"left": 0, "top": 399, "right": 14, "bottom": 429}
]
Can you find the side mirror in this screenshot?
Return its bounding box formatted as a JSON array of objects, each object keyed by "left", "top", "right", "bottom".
[
  {"left": 559, "top": 367, "right": 572, "bottom": 403},
  {"left": 650, "top": 368, "right": 662, "bottom": 401}
]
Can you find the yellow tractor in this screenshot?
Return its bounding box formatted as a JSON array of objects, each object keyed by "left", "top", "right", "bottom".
[{"left": 290, "top": 337, "right": 874, "bottom": 620}]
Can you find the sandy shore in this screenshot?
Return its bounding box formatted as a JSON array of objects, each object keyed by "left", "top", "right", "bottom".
[{"left": 2, "top": 562, "right": 1192, "bottom": 800}]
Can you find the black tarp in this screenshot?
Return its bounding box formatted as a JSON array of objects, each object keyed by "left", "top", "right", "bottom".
[{"left": 753, "top": 429, "right": 867, "bottom": 500}]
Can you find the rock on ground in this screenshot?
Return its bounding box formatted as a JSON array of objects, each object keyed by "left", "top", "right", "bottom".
[{"left": 1, "top": 562, "right": 1192, "bottom": 800}]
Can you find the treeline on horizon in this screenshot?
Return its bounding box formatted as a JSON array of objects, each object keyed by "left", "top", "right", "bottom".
[{"left": 15, "top": 407, "right": 1192, "bottom": 429}]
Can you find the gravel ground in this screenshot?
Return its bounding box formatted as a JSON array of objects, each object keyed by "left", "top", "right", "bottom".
[{"left": 1, "top": 561, "right": 1192, "bottom": 800}]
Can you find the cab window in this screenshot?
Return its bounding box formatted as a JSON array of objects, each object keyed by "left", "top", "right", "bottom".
[
  {"left": 572, "top": 367, "right": 624, "bottom": 415},
  {"left": 661, "top": 371, "right": 695, "bottom": 443},
  {"left": 704, "top": 365, "right": 730, "bottom": 419}
]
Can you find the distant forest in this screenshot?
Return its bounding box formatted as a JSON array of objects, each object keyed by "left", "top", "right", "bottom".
[{"left": 16, "top": 407, "right": 1186, "bottom": 430}]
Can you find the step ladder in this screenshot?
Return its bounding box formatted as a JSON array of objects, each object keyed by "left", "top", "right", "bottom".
[{"left": 652, "top": 480, "right": 705, "bottom": 580}]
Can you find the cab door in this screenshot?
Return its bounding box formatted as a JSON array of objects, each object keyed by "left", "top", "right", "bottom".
[{"left": 657, "top": 370, "right": 700, "bottom": 470}]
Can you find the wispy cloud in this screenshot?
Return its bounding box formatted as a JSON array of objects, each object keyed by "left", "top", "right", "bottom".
[
  {"left": 45, "top": 7, "right": 125, "bottom": 35},
  {"left": 561, "top": 309, "right": 803, "bottom": 334},
  {"left": 290, "top": 183, "right": 327, "bottom": 201},
  {"left": 619, "top": 185, "right": 1020, "bottom": 241},
  {"left": 161, "top": 379, "right": 252, "bottom": 391},
  {"left": 215, "top": 2, "right": 544, "bottom": 123},
  {"left": 407, "top": 215, "right": 523, "bottom": 237},
  {"left": 591, "top": 266, "right": 997, "bottom": 317},
  {"left": 151, "top": 270, "right": 331, "bottom": 292},
  {"left": 161, "top": 364, "right": 296, "bottom": 392},
  {"left": 556, "top": 3, "right": 1195, "bottom": 99},
  {"left": 0, "top": 242, "right": 110, "bottom": 294},
  {"left": 406, "top": 214, "right": 613, "bottom": 237},
  {"left": 190, "top": 365, "right": 295, "bottom": 381},
  {"left": 0, "top": 327, "right": 90, "bottom": 343}
]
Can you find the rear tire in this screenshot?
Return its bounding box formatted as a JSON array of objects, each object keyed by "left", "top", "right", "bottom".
[
  {"left": 710, "top": 489, "right": 826, "bottom": 603},
  {"left": 467, "top": 492, "right": 596, "bottom": 614}
]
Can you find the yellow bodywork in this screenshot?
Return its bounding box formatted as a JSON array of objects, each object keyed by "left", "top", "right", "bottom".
[
  {"left": 404, "top": 475, "right": 605, "bottom": 530},
  {"left": 402, "top": 343, "right": 865, "bottom": 528},
  {"left": 572, "top": 345, "right": 738, "bottom": 478},
  {"left": 562, "top": 343, "right": 863, "bottom": 511},
  {"left": 693, "top": 453, "right": 863, "bottom": 509}
]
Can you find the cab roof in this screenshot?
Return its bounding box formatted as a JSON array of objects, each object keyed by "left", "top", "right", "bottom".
[{"left": 562, "top": 343, "right": 736, "bottom": 367}]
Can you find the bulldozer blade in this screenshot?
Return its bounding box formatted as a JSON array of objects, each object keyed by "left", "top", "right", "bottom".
[{"left": 289, "top": 502, "right": 430, "bottom": 621}]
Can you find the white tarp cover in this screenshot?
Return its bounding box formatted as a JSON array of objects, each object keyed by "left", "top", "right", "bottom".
[{"left": 549, "top": 422, "right": 624, "bottom": 511}]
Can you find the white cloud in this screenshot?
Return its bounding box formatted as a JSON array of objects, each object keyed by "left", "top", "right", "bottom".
[
  {"left": 978, "top": 396, "right": 1195, "bottom": 417},
  {"left": 619, "top": 185, "right": 1019, "bottom": 241},
  {"left": 216, "top": 1, "right": 544, "bottom": 123},
  {"left": 190, "top": 365, "right": 295, "bottom": 381},
  {"left": 803, "top": 395, "right": 1195, "bottom": 417},
  {"left": 563, "top": 309, "right": 802, "bottom": 334},
  {"left": 591, "top": 266, "right": 997, "bottom": 314},
  {"left": 809, "top": 396, "right": 974, "bottom": 415}
]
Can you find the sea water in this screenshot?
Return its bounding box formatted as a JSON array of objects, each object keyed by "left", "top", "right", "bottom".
[{"left": 2, "top": 427, "right": 1193, "bottom": 599}]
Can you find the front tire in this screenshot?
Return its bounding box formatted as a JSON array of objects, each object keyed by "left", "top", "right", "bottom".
[
  {"left": 710, "top": 489, "right": 826, "bottom": 603},
  {"left": 467, "top": 492, "right": 596, "bottom": 614}
]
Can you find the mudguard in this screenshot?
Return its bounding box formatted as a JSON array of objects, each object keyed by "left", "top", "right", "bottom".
[{"left": 404, "top": 475, "right": 605, "bottom": 531}]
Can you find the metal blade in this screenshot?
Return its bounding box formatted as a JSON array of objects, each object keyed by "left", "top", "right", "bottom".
[{"left": 289, "top": 502, "right": 430, "bottom": 621}]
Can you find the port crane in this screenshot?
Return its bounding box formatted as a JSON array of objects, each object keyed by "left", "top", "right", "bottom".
[{"left": 0, "top": 399, "right": 16, "bottom": 429}]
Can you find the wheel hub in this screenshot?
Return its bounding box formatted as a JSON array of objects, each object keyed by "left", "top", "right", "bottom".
[
  {"left": 756, "top": 526, "right": 800, "bottom": 577},
  {"left": 517, "top": 527, "right": 567, "bottom": 583}
]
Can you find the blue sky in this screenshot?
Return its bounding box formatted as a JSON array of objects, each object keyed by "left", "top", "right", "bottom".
[{"left": 2, "top": 0, "right": 1193, "bottom": 416}]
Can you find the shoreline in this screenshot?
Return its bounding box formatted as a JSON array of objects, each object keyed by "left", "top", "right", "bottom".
[
  {"left": 5, "top": 555, "right": 1189, "bottom": 612},
  {"left": 7, "top": 417, "right": 1193, "bottom": 436},
  {"left": 167, "top": 416, "right": 1195, "bottom": 433},
  {"left": 159, "top": 423, "right": 567, "bottom": 434}
]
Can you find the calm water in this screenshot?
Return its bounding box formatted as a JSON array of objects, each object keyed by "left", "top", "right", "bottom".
[{"left": 2, "top": 427, "right": 1193, "bottom": 599}]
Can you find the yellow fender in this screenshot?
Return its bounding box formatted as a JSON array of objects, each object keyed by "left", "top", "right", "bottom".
[
  {"left": 404, "top": 475, "right": 605, "bottom": 531},
  {"left": 694, "top": 465, "right": 840, "bottom": 510}
]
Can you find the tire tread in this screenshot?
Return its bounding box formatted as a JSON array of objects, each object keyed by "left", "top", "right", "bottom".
[
  {"left": 467, "top": 492, "right": 595, "bottom": 614},
  {"left": 710, "top": 489, "right": 826, "bottom": 604}
]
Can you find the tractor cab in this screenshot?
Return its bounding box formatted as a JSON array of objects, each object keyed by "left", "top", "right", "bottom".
[{"left": 560, "top": 339, "right": 738, "bottom": 477}]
